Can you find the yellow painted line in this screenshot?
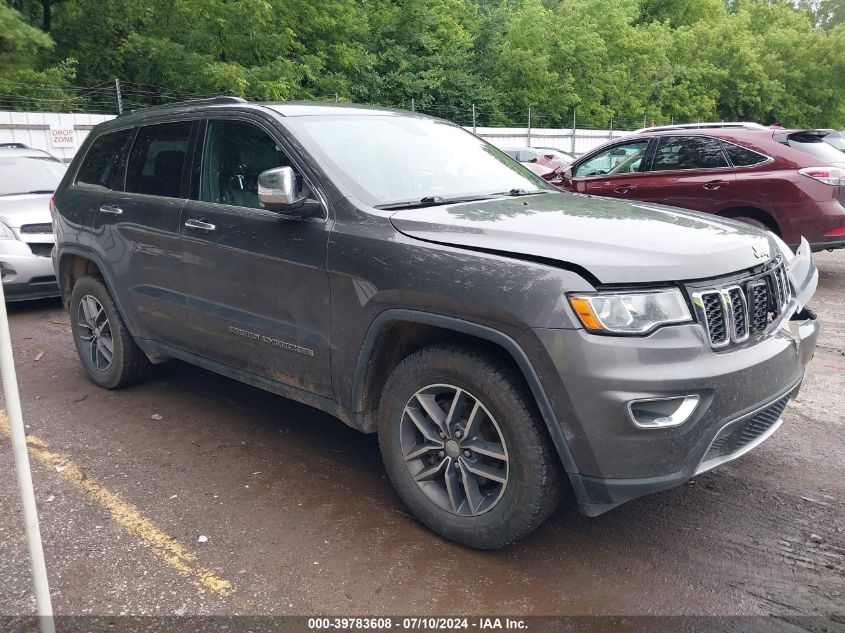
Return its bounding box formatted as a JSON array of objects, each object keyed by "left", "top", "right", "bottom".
[{"left": 0, "top": 411, "right": 233, "bottom": 597}]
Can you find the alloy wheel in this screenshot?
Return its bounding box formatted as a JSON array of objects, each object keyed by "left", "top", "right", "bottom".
[
  {"left": 399, "top": 384, "right": 509, "bottom": 516},
  {"left": 77, "top": 295, "right": 114, "bottom": 371}
]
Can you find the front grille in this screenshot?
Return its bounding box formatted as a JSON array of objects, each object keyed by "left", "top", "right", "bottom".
[
  {"left": 19, "top": 223, "right": 53, "bottom": 235},
  {"left": 690, "top": 258, "right": 790, "bottom": 349},
  {"left": 27, "top": 243, "right": 53, "bottom": 258},
  {"left": 703, "top": 395, "right": 789, "bottom": 463}
]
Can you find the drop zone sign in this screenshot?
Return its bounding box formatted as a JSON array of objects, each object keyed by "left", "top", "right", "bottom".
[{"left": 50, "top": 125, "right": 77, "bottom": 148}]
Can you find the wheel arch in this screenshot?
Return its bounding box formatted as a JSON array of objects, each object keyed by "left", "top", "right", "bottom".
[
  {"left": 351, "top": 309, "right": 580, "bottom": 475},
  {"left": 717, "top": 206, "right": 780, "bottom": 235},
  {"left": 57, "top": 247, "right": 137, "bottom": 338}
]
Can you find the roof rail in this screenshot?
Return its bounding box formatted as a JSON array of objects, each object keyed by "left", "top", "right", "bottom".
[
  {"left": 632, "top": 122, "right": 767, "bottom": 134},
  {"left": 118, "top": 96, "right": 248, "bottom": 116},
  {"left": 0, "top": 142, "right": 30, "bottom": 149}
]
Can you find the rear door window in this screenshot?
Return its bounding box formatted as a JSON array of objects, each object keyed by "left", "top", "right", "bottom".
[
  {"left": 76, "top": 129, "right": 133, "bottom": 189},
  {"left": 125, "top": 121, "right": 192, "bottom": 197},
  {"left": 651, "top": 136, "right": 728, "bottom": 171}
]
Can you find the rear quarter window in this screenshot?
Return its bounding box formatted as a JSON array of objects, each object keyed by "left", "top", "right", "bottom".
[
  {"left": 76, "top": 129, "right": 134, "bottom": 189},
  {"left": 721, "top": 141, "right": 769, "bottom": 167}
]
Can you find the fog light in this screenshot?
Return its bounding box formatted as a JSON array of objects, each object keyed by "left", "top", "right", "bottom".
[{"left": 627, "top": 395, "right": 700, "bottom": 429}]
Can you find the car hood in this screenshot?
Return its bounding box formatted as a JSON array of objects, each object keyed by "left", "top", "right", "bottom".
[
  {"left": 389, "top": 192, "right": 777, "bottom": 284},
  {"left": 0, "top": 193, "right": 53, "bottom": 228}
]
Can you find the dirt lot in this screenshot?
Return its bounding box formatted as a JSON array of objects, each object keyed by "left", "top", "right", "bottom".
[{"left": 1, "top": 251, "right": 844, "bottom": 622}]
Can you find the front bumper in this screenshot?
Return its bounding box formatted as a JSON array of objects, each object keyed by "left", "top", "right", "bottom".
[
  {"left": 529, "top": 248, "right": 820, "bottom": 516},
  {"left": 0, "top": 239, "right": 58, "bottom": 301}
]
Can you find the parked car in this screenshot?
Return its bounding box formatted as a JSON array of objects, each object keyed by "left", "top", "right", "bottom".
[
  {"left": 501, "top": 147, "right": 569, "bottom": 180},
  {"left": 557, "top": 124, "right": 845, "bottom": 251},
  {"left": 821, "top": 129, "right": 845, "bottom": 153},
  {"left": 0, "top": 143, "right": 65, "bottom": 301},
  {"left": 53, "top": 99, "right": 819, "bottom": 548},
  {"left": 534, "top": 147, "right": 576, "bottom": 165}
]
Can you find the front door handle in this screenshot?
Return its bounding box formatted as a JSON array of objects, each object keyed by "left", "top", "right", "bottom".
[
  {"left": 184, "top": 218, "right": 216, "bottom": 231},
  {"left": 703, "top": 180, "right": 729, "bottom": 190},
  {"left": 99, "top": 205, "right": 123, "bottom": 215},
  {"left": 614, "top": 185, "right": 636, "bottom": 194}
]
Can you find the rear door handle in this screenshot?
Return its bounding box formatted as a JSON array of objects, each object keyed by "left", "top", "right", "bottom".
[
  {"left": 99, "top": 205, "right": 123, "bottom": 215},
  {"left": 614, "top": 185, "right": 636, "bottom": 194},
  {"left": 184, "top": 218, "right": 216, "bottom": 231},
  {"left": 703, "top": 180, "right": 729, "bottom": 190}
]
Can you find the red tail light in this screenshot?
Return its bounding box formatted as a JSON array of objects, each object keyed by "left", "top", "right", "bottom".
[
  {"left": 49, "top": 195, "right": 57, "bottom": 219},
  {"left": 824, "top": 227, "right": 845, "bottom": 237},
  {"left": 798, "top": 167, "right": 845, "bottom": 186}
]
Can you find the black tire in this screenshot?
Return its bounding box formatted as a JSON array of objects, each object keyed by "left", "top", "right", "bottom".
[
  {"left": 377, "top": 344, "right": 563, "bottom": 549},
  {"left": 69, "top": 275, "right": 151, "bottom": 389}
]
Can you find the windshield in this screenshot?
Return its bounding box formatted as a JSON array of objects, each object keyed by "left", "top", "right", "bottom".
[
  {"left": 280, "top": 114, "right": 552, "bottom": 207},
  {"left": 0, "top": 155, "right": 67, "bottom": 196}
]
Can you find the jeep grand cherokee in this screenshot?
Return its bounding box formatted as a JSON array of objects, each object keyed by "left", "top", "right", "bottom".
[{"left": 52, "top": 98, "right": 820, "bottom": 549}]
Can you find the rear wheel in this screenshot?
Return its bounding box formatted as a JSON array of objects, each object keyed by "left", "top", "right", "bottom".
[
  {"left": 69, "top": 275, "right": 150, "bottom": 389},
  {"left": 378, "top": 344, "right": 562, "bottom": 549}
]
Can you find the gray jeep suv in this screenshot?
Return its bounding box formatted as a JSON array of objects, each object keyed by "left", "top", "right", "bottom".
[{"left": 53, "top": 98, "right": 820, "bottom": 549}]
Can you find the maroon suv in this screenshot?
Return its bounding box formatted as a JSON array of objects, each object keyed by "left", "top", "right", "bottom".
[{"left": 557, "top": 124, "right": 845, "bottom": 251}]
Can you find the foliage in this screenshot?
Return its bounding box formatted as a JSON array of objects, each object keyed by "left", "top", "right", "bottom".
[{"left": 1, "top": 0, "right": 843, "bottom": 127}]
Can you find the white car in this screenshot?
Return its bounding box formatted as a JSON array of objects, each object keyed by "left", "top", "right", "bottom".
[{"left": 0, "top": 144, "right": 65, "bottom": 301}]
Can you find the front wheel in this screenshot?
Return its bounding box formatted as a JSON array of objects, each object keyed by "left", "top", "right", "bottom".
[{"left": 377, "top": 345, "right": 563, "bottom": 549}]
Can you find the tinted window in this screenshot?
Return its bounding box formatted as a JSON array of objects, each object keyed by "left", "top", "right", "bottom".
[
  {"left": 200, "top": 120, "right": 291, "bottom": 209},
  {"left": 651, "top": 136, "right": 728, "bottom": 171},
  {"left": 722, "top": 141, "right": 769, "bottom": 167},
  {"left": 126, "top": 122, "right": 192, "bottom": 197},
  {"left": 574, "top": 140, "right": 649, "bottom": 177},
  {"left": 76, "top": 130, "right": 133, "bottom": 189}
]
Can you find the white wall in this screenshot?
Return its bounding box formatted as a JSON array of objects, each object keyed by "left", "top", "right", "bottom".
[
  {"left": 465, "top": 126, "right": 633, "bottom": 155},
  {"left": 1, "top": 111, "right": 632, "bottom": 162},
  {"left": 0, "top": 111, "right": 116, "bottom": 162}
]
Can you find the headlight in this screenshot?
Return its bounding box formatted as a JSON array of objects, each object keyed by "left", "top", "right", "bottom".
[
  {"left": 0, "top": 221, "right": 16, "bottom": 240},
  {"left": 569, "top": 288, "right": 691, "bottom": 335}
]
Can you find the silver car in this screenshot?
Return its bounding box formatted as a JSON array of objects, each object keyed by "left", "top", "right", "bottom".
[{"left": 0, "top": 144, "right": 65, "bottom": 301}]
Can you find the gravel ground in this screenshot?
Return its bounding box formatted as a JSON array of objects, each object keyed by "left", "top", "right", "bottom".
[{"left": 0, "top": 251, "right": 843, "bottom": 623}]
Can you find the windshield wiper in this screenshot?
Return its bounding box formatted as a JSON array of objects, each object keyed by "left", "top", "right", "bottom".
[
  {"left": 502, "top": 188, "right": 550, "bottom": 196},
  {"left": 375, "top": 194, "right": 496, "bottom": 210},
  {"left": 26, "top": 189, "right": 56, "bottom": 194}
]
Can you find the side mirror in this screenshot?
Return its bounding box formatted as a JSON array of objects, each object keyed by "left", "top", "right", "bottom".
[{"left": 258, "top": 166, "right": 308, "bottom": 214}]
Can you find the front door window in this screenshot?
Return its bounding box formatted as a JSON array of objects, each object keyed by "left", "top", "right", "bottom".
[
  {"left": 574, "top": 141, "right": 650, "bottom": 177},
  {"left": 200, "top": 120, "right": 291, "bottom": 209}
]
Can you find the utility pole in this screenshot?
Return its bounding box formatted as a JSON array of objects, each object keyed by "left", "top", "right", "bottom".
[
  {"left": 114, "top": 78, "right": 123, "bottom": 115},
  {"left": 609, "top": 115, "right": 613, "bottom": 141},
  {"left": 527, "top": 107, "right": 531, "bottom": 147},
  {"left": 472, "top": 103, "right": 476, "bottom": 135},
  {"left": 335, "top": 93, "right": 339, "bottom": 103},
  {"left": 411, "top": 98, "right": 415, "bottom": 112},
  {"left": 571, "top": 108, "right": 577, "bottom": 154}
]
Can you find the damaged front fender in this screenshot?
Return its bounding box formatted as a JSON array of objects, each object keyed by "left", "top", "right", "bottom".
[{"left": 788, "top": 237, "right": 818, "bottom": 312}]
